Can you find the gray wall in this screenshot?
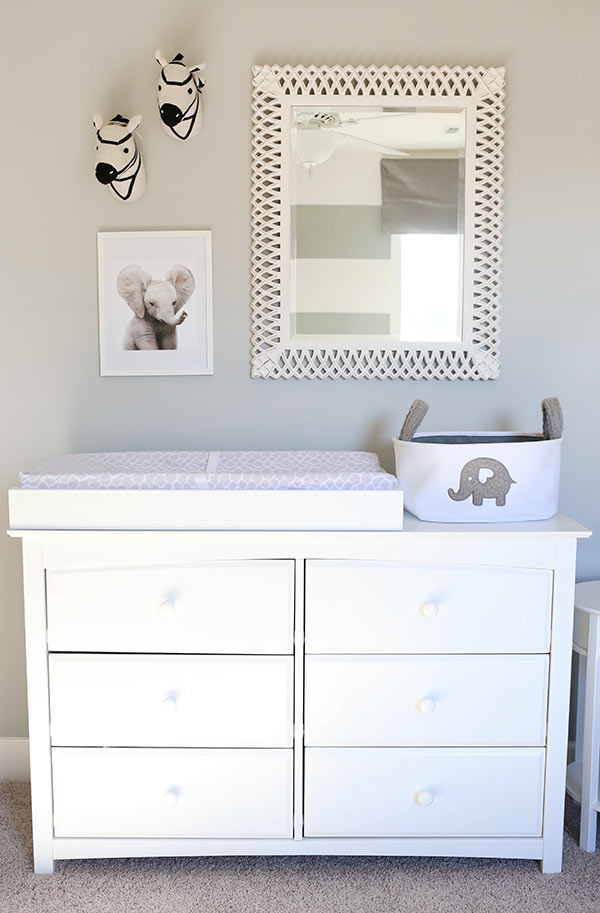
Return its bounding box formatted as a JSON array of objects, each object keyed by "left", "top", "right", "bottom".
[{"left": 1, "top": 0, "right": 598, "bottom": 738}]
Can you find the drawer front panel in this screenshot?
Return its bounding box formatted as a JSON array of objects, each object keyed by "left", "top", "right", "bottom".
[
  {"left": 47, "top": 561, "right": 294, "bottom": 653},
  {"left": 305, "top": 655, "right": 548, "bottom": 747},
  {"left": 52, "top": 747, "right": 293, "bottom": 838},
  {"left": 305, "top": 561, "right": 552, "bottom": 653},
  {"left": 49, "top": 654, "right": 293, "bottom": 748},
  {"left": 304, "top": 747, "right": 545, "bottom": 837}
]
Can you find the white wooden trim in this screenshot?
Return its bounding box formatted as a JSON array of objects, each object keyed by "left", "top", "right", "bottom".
[
  {"left": 8, "top": 488, "right": 404, "bottom": 533},
  {"left": 580, "top": 613, "right": 600, "bottom": 851},
  {"left": 0, "top": 738, "right": 30, "bottom": 782},
  {"left": 21, "top": 537, "right": 55, "bottom": 874},
  {"left": 541, "top": 539, "right": 577, "bottom": 873},
  {"left": 29, "top": 527, "right": 584, "bottom": 576},
  {"left": 51, "top": 835, "right": 544, "bottom": 860},
  {"left": 293, "top": 559, "right": 304, "bottom": 839}
]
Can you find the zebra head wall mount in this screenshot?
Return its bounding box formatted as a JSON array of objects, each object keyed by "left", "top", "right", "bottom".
[
  {"left": 92, "top": 114, "right": 147, "bottom": 204},
  {"left": 155, "top": 50, "right": 206, "bottom": 141}
]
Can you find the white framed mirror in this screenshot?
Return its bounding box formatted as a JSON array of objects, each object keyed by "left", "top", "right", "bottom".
[{"left": 251, "top": 65, "right": 505, "bottom": 380}]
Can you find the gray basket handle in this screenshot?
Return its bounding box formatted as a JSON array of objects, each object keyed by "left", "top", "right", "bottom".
[
  {"left": 542, "top": 397, "right": 563, "bottom": 440},
  {"left": 399, "top": 399, "right": 429, "bottom": 441}
]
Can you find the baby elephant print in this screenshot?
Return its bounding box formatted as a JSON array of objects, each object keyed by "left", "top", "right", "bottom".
[
  {"left": 117, "top": 265, "right": 195, "bottom": 351},
  {"left": 448, "top": 458, "right": 516, "bottom": 507}
]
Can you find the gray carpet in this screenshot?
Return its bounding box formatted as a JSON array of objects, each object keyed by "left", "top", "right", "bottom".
[{"left": 0, "top": 784, "right": 598, "bottom": 913}]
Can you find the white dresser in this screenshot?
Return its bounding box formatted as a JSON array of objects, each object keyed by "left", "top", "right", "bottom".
[{"left": 8, "top": 492, "right": 589, "bottom": 874}]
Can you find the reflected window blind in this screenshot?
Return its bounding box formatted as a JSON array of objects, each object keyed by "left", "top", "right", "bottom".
[{"left": 380, "top": 158, "right": 464, "bottom": 234}]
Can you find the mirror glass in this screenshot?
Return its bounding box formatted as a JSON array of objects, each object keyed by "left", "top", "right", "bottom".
[{"left": 290, "top": 105, "right": 466, "bottom": 341}]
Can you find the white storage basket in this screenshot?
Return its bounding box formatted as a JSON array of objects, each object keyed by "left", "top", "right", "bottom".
[{"left": 393, "top": 426, "right": 562, "bottom": 524}]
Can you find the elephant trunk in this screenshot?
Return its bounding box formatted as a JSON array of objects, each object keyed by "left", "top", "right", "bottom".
[
  {"left": 447, "top": 484, "right": 469, "bottom": 501},
  {"left": 156, "top": 309, "right": 187, "bottom": 328}
]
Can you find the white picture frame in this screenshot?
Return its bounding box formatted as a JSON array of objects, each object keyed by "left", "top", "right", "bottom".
[{"left": 98, "top": 230, "right": 213, "bottom": 376}]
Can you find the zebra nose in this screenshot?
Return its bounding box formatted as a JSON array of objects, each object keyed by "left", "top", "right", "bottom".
[
  {"left": 95, "top": 162, "right": 117, "bottom": 185},
  {"left": 160, "top": 104, "right": 183, "bottom": 126}
]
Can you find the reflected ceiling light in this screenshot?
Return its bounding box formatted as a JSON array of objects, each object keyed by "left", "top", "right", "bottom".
[
  {"left": 293, "top": 110, "right": 409, "bottom": 177},
  {"left": 294, "top": 128, "right": 339, "bottom": 176}
]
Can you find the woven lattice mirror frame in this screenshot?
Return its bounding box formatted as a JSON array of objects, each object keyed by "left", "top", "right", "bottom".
[{"left": 250, "top": 64, "right": 504, "bottom": 380}]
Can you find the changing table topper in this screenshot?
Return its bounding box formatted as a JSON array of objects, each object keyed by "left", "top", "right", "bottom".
[
  {"left": 19, "top": 450, "right": 398, "bottom": 492},
  {"left": 12, "top": 451, "right": 403, "bottom": 531}
]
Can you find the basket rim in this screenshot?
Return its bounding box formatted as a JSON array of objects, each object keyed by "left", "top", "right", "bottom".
[{"left": 393, "top": 432, "right": 563, "bottom": 446}]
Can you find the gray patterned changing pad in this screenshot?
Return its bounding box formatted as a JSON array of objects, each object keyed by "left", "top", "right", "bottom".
[{"left": 19, "top": 451, "right": 398, "bottom": 491}]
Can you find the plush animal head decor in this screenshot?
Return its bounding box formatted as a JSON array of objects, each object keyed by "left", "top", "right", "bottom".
[
  {"left": 93, "top": 114, "right": 146, "bottom": 203},
  {"left": 155, "top": 50, "right": 205, "bottom": 141},
  {"left": 116, "top": 264, "right": 195, "bottom": 351}
]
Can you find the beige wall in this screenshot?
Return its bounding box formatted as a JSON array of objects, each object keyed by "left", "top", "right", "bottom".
[{"left": 1, "top": 0, "right": 599, "bottom": 737}]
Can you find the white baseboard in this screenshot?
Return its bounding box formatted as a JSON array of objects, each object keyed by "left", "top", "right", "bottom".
[{"left": 0, "top": 737, "right": 30, "bottom": 781}]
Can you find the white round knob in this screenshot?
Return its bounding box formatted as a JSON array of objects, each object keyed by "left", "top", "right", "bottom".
[
  {"left": 161, "top": 788, "right": 179, "bottom": 808},
  {"left": 158, "top": 599, "right": 175, "bottom": 618},
  {"left": 415, "top": 789, "right": 434, "bottom": 807},
  {"left": 419, "top": 601, "right": 439, "bottom": 618},
  {"left": 417, "top": 697, "right": 436, "bottom": 714},
  {"left": 161, "top": 694, "right": 178, "bottom": 713}
]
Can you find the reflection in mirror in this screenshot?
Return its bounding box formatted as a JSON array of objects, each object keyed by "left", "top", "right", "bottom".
[{"left": 290, "top": 106, "right": 465, "bottom": 342}]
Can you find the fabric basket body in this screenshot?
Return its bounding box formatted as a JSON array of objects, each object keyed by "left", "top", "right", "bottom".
[{"left": 393, "top": 433, "right": 561, "bottom": 523}]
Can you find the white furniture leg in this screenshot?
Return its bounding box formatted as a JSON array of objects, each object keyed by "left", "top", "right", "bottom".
[
  {"left": 575, "top": 652, "right": 587, "bottom": 764},
  {"left": 580, "top": 613, "right": 600, "bottom": 852},
  {"left": 21, "top": 538, "right": 54, "bottom": 873},
  {"left": 541, "top": 540, "right": 576, "bottom": 873}
]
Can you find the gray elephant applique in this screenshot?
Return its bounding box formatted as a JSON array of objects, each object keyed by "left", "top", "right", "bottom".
[{"left": 448, "top": 457, "right": 516, "bottom": 507}]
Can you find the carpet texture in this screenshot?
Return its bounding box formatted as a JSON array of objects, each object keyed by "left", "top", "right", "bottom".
[{"left": 0, "top": 783, "right": 598, "bottom": 913}]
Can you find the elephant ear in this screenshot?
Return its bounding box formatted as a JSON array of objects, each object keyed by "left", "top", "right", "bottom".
[
  {"left": 166, "top": 265, "right": 195, "bottom": 312},
  {"left": 117, "top": 265, "right": 152, "bottom": 318}
]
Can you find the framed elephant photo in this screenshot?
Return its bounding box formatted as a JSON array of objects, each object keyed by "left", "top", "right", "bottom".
[{"left": 97, "top": 230, "right": 213, "bottom": 376}]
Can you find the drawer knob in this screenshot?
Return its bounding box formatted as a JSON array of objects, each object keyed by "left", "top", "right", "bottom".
[
  {"left": 415, "top": 790, "right": 434, "bottom": 807},
  {"left": 161, "top": 693, "right": 178, "bottom": 713},
  {"left": 161, "top": 788, "right": 179, "bottom": 808},
  {"left": 158, "top": 599, "right": 176, "bottom": 618},
  {"left": 419, "top": 601, "right": 439, "bottom": 618},
  {"left": 417, "top": 697, "right": 436, "bottom": 714}
]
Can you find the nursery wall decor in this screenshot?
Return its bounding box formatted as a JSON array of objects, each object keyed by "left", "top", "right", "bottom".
[
  {"left": 98, "top": 231, "right": 213, "bottom": 376},
  {"left": 250, "top": 64, "right": 505, "bottom": 380},
  {"left": 93, "top": 114, "right": 146, "bottom": 203},
  {"left": 155, "top": 50, "right": 206, "bottom": 141}
]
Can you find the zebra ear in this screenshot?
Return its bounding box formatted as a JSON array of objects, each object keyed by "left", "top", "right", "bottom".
[
  {"left": 189, "top": 62, "right": 206, "bottom": 74},
  {"left": 127, "top": 115, "right": 142, "bottom": 133},
  {"left": 155, "top": 49, "right": 168, "bottom": 67},
  {"left": 92, "top": 113, "right": 104, "bottom": 130}
]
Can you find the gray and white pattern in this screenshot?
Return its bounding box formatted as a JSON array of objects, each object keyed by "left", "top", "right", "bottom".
[{"left": 19, "top": 451, "right": 398, "bottom": 491}]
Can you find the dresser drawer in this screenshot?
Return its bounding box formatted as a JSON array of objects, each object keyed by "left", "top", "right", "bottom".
[
  {"left": 46, "top": 561, "right": 294, "bottom": 653},
  {"left": 304, "top": 747, "right": 545, "bottom": 837},
  {"left": 49, "top": 654, "right": 293, "bottom": 748},
  {"left": 52, "top": 747, "right": 293, "bottom": 838},
  {"left": 305, "top": 655, "right": 548, "bottom": 746},
  {"left": 305, "top": 561, "right": 552, "bottom": 653}
]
